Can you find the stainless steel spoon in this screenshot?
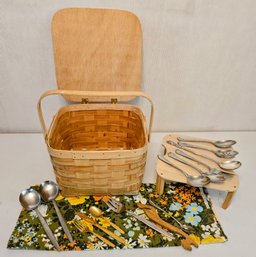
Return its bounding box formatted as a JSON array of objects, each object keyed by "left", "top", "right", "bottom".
[
  {"left": 168, "top": 152, "right": 225, "bottom": 183},
  {"left": 175, "top": 149, "right": 235, "bottom": 176},
  {"left": 178, "top": 142, "right": 238, "bottom": 158},
  {"left": 148, "top": 200, "right": 195, "bottom": 234},
  {"left": 19, "top": 188, "right": 60, "bottom": 251},
  {"left": 158, "top": 155, "right": 210, "bottom": 187},
  {"left": 167, "top": 140, "right": 241, "bottom": 170},
  {"left": 39, "top": 181, "right": 73, "bottom": 242},
  {"left": 177, "top": 136, "right": 236, "bottom": 148}
]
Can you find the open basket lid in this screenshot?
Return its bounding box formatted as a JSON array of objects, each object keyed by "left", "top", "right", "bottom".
[{"left": 52, "top": 8, "right": 142, "bottom": 102}]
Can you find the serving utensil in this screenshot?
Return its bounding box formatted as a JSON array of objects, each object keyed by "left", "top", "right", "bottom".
[
  {"left": 104, "top": 197, "right": 198, "bottom": 251},
  {"left": 158, "top": 155, "right": 210, "bottom": 187},
  {"left": 89, "top": 206, "right": 125, "bottom": 234},
  {"left": 177, "top": 136, "right": 236, "bottom": 148},
  {"left": 73, "top": 219, "right": 115, "bottom": 248},
  {"left": 39, "top": 181, "right": 73, "bottom": 242},
  {"left": 175, "top": 149, "right": 235, "bottom": 176},
  {"left": 75, "top": 212, "right": 126, "bottom": 245},
  {"left": 148, "top": 200, "right": 195, "bottom": 233},
  {"left": 167, "top": 140, "right": 241, "bottom": 170},
  {"left": 178, "top": 142, "right": 238, "bottom": 158},
  {"left": 19, "top": 188, "right": 61, "bottom": 251},
  {"left": 168, "top": 152, "right": 225, "bottom": 183}
]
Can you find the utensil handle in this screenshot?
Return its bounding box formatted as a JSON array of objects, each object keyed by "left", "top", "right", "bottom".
[
  {"left": 91, "top": 231, "right": 115, "bottom": 248},
  {"left": 94, "top": 224, "right": 126, "bottom": 245},
  {"left": 175, "top": 149, "right": 211, "bottom": 170},
  {"left": 157, "top": 155, "right": 189, "bottom": 178},
  {"left": 109, "top": 222, "right": 125, "bottom": 234},
  {"left": 52, "top": 200, "right": 73, "bottom": 242},
  {"left": 178, "top": 142, "right": 215, "bottom": 153},
  {"left": 35, "top": 209, "right": 60, "bottom": 251},
  {"left": 148, "top": 200, "right": 181, "bottom": 226},
  {"left": 125, "top": 211, "right": 175, "bottom": 241},
  {"left": 178, "top": 137, "right": 212, "bottom": 144},
  {"left": 168, "top": 152, "right": 203, "bottom": 174}
]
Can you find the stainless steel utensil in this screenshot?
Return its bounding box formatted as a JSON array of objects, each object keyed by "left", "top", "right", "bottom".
[
  {"left": 177, "top": 136, "right": 236, "bottom": 148},
  {"left": 148, "top": 200, "right": 195, "bottom": 233},
  {"left": 167, "top": 140, "right": 241, "bottom": 170},
  {"left": 39, "top": 181, "right": 73, "bottom": 242},
  {"left": 178, "top": 142, "right": 238, "bottom": 158},
  {"left": 19, "top": 188, "right": 61, "bottom": 251},
  {"left": 175, "top": 149, "right": 235, "bottom": 176},
  {"left": 168, "top": 152, "right": 225, "bottom": 183},
  {"left": 158, "top": 155, "right": 210, "bottom": 187}
]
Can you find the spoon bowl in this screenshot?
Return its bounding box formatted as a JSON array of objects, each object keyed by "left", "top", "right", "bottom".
[
  {"left": 19, "top": 188, "right": 41, "bottom": 210},
  {"left": 89, "top": 206, "right": 103, "bottom": 217},
  {"left": 39, "top": 180, "right": 59, "bottom": 202},
  {"left": 219, "top": 160, "right": 241, "bottom": 170}
]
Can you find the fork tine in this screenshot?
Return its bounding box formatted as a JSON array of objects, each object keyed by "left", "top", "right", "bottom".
[
  {"left": 73, "top": 220, "right": 84, "bottom": 232},
  {"left": 109, "top": 197, "right": 122, "bottom": 208},
  {"left": 104, "top": 199, "right": 117, "bottom": 211}
]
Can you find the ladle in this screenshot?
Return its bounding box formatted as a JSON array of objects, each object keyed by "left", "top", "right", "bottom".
[
  {"left": 158, "top": 155, "right": 210, "bottom": 187},
  {"left": 89, "top": 206, "right": 125, "bottom": 234},
  {"left": 39, "top": 181, "right": 73, "bottom": 242},
  {"left": 175, "top": 149, "right": 235, "bottom": 176},
  {"left": 19, "top": 188, "right": 60, "bottom": 251},
  {"left": 177, "top": 136, "right": 236, "bottom": 148},
  {"left": 167, "top": 140, "right": 241, "bottom": 170},
  {"left": 168, "top": 152, "right": 225, "bottom": 183},
  {"left": 178, "top": 142, "right": 238, "bottom": 159}
]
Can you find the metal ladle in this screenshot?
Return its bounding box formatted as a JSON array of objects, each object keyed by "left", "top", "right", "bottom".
[
  {"left": 158, "top": 155, "right": 210, "bottom": 187},
  {"left": 167, "top": 140, "right": 241, "bottom": 170},
  {"left": 19, "top": 188, "right": 60, "bottom": 251},
  {"left": 39, "top": 181, "right": 73, "bottom": 242},
  {"left": 177, "top": 136, "right": 236, "bottom": 148},
  {"left": 175, "top": 149, "right": 236, "bottom": 176},
  {"left": 178, "top": 142, "right": 238, "bottom": 159},
  {"left": 168, "top": 152, "right": 225, "bottom": 183}
]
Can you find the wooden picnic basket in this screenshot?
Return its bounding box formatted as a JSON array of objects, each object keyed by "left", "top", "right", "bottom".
[{"left": 37, "top": 8, "right": 154, "bottom": 196}]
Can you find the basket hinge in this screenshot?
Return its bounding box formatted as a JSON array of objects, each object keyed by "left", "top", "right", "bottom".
[
  {"left": 111, "top": 98, "right": 118, "bottom": 104},
  {"left": 81, "top": 98, "right": 89, "bottom": 104}
]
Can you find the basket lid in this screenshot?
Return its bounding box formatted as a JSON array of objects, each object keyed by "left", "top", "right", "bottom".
[{"left": 52, "top": 8, "right": 142, "bottom": 102}]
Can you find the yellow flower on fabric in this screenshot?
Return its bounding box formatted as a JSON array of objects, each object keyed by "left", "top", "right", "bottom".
[
  {"left": 24, "top": 236, "right": 31, "bottom": 243},
  {"left": 55, "top": 193, "right": 64, "bottom": 201},
  {"left": 189, "top": 234, "right": 201, "bottom": 245},
  {"left": 66, "top": 196, "right": 88, "bottom": 205},
  {"left": 201, "top": 235, "right": 225, "bottom": 244},
  {"left": 99, "top": 218, "right": 111, "bottom": 228}
]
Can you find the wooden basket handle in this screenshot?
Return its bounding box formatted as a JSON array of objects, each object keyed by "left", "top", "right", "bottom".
[{"left": 37, "top": 89, "right": 154, "bottom": 142}]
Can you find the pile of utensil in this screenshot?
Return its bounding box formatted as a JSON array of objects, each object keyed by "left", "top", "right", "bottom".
[
  {"left": 19, "top": 181, "right": 73, "bottom": 251},
  {"left": 158, "top": 136, "right": 241, "bottom": 187}
]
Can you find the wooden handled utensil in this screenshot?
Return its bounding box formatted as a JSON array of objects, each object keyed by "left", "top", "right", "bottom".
[
  {"left": 75, "top": 212, "right": 126, "bottom": 245},
  {"left": 137, "top": 203, "right": 199, "bottom": 251}
]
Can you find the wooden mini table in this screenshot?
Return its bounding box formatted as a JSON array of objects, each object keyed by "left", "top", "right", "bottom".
[{"left": 156, "top": 134, "right": 239, "bottom": 209}]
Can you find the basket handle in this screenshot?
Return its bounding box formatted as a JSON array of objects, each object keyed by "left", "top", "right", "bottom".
[{"left": 37, "top": 89, "right": 154, "bottom": 142}]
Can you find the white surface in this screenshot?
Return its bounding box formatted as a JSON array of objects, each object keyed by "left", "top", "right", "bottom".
[
  {"left": 0, "top": 131, "right": 255, "bottom": 256},
  {"left": 1, "top": 0, "right": 256, "bottom": 132}
]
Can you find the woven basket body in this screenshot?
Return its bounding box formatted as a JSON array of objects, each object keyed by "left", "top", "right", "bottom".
[
  {"left": 46, "top": 104, "right": 148, "bottom": 196},
  {"left": 37, "top": 9, "right": 154, "bottom": 196}
]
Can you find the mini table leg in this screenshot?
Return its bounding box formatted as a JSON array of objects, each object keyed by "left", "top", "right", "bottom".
[
  {"left": 156, "top": 175, "right": 165, "bottom": 195},
  {"left": 222, "top": 191, "right": 235, "bottom": 209}
]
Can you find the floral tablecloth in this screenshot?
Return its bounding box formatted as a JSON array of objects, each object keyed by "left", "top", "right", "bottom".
[{"left": 7, "top": 183, "right": 227, "bottom": 251}]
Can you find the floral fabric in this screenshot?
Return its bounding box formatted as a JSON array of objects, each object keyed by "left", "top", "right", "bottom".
[{"left": 7, "top": 183, "right": 227, "bottom": 251}]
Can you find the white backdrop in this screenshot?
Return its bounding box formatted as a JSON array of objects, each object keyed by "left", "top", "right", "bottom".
[{"left": 1, "top": 0, "right": 256, "bottom": 133}]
